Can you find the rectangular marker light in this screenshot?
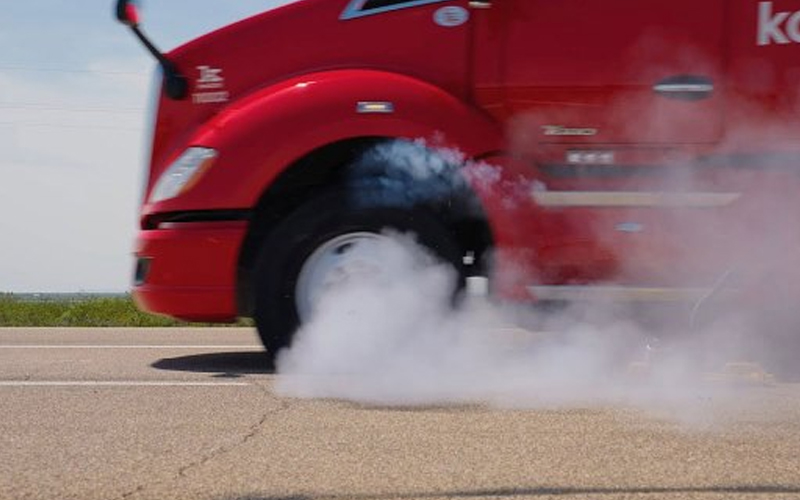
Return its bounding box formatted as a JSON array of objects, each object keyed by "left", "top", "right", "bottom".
[{"left": 357, "top": 101, "right": 395, "bottom": 114}]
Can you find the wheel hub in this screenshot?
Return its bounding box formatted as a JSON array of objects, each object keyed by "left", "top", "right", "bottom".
[{"left": 295, "top": 232, "right": 389, "bottom": 321}]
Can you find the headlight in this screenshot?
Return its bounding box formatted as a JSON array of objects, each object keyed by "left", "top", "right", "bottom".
[{"left": 149, "top": 147, "right": 217, "bottom": 203}]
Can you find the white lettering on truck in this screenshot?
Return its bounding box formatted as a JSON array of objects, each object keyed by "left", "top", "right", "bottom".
[
  {"left": 193, "top": 65, "right": 229, "bottom": 104},
  {"left": 758, "top": 1, "right": 800, "bottom": 45},
  {"left": 196, "top": 66, "right": 225, "bottom": 89},
  {"left": 542, "top": 125, "right": 598, "bottom": 137}
]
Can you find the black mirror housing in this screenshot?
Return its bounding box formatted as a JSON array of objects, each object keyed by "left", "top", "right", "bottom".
[
  {"left": 116, "top": 0, "right": 140, "bottom": 26},
  {"left": 113, "top": 0, "right": 188, "bottom": 100}
]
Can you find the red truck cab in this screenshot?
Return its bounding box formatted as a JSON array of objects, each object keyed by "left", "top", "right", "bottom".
[{"left": 118, "top": 0, "right": 800, "bottom": 362}]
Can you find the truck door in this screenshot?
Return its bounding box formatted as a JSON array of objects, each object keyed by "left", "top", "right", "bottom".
[
  {"left": 470, "top": 0, "right": 737, "bottom": 289},
  {"left": 728, "top": 0, "right": 800, "bottom": 145},
  {"left": 494, "top": 0, "right": 726, "bottom": 157}
]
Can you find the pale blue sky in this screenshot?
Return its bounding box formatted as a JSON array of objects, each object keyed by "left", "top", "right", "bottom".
[{"left": 0, "top": 1, "right": 295, "bottom": 292}]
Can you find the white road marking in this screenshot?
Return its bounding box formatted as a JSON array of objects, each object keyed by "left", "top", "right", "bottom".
[
  {"left": 0, "top": 345, "right": 262, "bottom": 349},
  {"left": 0, "top": 381, "right": 251, "bottom": 387}
]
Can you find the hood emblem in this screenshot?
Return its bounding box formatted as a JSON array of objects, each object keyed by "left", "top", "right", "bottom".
[
  {"left": 192, "top": 65, "right": 229, "bottom": 104},
  {"left": 434, "top": 6, "right": 469, "bottom": 27}
]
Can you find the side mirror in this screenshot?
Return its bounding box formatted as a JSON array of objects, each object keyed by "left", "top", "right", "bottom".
[
  {"left": 113, "top": 0, "right": 188, "bottom": 100},
  {"left": 116, "top": 0, "right": 141, "bottom": 27}
]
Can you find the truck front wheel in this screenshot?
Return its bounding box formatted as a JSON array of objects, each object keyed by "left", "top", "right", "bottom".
[{"left": 252, "top": 191, "right": 464, "bottom": 365}]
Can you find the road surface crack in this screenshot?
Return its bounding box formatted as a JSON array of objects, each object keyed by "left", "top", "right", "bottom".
[
  {"left": 118, "top": 384, "right": 288, "bottom": 500},
  {"left": 120, "top": 484, "right": 145, "bottom": 500},
  {"left": 176, "top": 398, "right": 289, "bottom": 479}
]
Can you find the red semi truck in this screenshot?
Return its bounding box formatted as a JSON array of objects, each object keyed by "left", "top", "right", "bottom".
[{"left": 117, "top": 0, "right": 800, "bottom": 362}]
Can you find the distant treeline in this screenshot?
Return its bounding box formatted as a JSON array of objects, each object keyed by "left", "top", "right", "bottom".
[{"left": 0, "top": 294, "right": 252, "bottom": 327}]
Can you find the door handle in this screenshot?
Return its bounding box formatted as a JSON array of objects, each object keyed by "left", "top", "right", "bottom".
[
  {"left": 469, "top": 0, "right": 492, "bottom": 9},
  {"left": 653, "top": 75, "right": 714, "bottom": 101}
]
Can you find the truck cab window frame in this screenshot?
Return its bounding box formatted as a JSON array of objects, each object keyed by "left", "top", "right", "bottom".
[{"left": 340, "top": 0, "right": 452, "bottom": 20}]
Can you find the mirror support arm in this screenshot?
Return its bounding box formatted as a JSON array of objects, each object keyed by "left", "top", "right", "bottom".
[
  {"left": 129, "top": 24, "right": 188, "bottom": 100},
  {"left": 115, "top": 0, "right": 187, "bottom": 101}
]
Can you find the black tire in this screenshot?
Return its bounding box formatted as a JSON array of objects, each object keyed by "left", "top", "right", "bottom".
[{"left": 252, "top": 190, "right": 464, "bottom": 364}]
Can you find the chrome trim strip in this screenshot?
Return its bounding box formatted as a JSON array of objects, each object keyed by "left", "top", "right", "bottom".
[
  {"left": 341, "top": 0, "right": 452, "bottom": 20},
  {"left": 532, "top": 191, "right": 741, "bottom": 208},
  {"left": 653, "top": 83, "right": 714, "bottom": 93},
  {"left": 528, "top": 285, "right": 738, "bottom": 302}
]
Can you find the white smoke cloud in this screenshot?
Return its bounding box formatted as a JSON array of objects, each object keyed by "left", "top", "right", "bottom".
[
  {"left": 274, "top": 233, "right": 770, "bottom": 419},
  {"left": 274, "top": 139, "right": 789, "bottom": 420}
]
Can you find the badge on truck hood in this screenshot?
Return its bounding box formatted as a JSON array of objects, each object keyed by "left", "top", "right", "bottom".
[
  {"left": 434, "top": 6, "right": 469, "bottom": 27},
  {"left": 192, "top": 65, "right": 229, "bottom": 104}
]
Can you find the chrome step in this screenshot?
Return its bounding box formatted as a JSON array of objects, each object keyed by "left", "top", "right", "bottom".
[
  {"left": 532, "top": 190, "right": 740, "bottom": 208},
  {"left": 528, "top": 285, "right": 739, "bottom": 303}
]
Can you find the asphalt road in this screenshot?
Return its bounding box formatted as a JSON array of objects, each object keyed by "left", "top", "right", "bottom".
[{"left": 2, "top": 327, "right": 800, "bottom": 500}]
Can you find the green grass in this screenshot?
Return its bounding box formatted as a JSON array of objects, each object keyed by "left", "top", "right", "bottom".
[{"left": 0, "top": 294, "right": 252, "bottom": 327}]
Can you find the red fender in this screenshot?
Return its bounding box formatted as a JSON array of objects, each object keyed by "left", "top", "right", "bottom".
[
  {"left": 144, "top": 69, "right": 504, "bottom": 213},
  {"left": 142, "top": 70, "right": 545, "bottom": 296}
]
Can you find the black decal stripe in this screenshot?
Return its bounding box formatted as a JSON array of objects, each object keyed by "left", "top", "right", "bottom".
[{"left": 143, "top": 210, "right": 252, "bottom": 230}]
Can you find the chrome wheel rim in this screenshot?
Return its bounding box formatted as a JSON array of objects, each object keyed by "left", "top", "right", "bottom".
[{"left": 295, "top": 232, "right": 388, "bottom": 321}]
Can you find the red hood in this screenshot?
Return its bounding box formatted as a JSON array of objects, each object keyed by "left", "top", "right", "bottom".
[{"left": 146, "top": 0, "right": 470, "bottom": 199}]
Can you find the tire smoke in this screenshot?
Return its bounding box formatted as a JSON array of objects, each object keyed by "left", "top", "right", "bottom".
[
  {"left": 274, "top": 233, "right": 770, "bottom": 417},
  {"left": 275, "top": 140, "right": 796, "bottom": 420}
]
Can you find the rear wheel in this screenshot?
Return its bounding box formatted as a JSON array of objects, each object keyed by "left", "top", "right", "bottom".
[{"left": 252, "top": 190, "right": 465, "bottom": 364}]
